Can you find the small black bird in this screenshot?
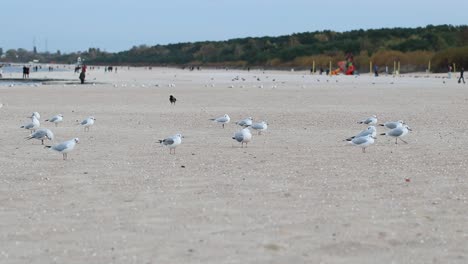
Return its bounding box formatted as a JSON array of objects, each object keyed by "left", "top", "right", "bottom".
[{"left": 169, "top": 95, "right": 177, "bottom": 105}]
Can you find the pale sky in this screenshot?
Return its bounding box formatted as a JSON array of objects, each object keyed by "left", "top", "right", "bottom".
[{"left": 2, "top": 0, "right": 467, "bottom": 53}]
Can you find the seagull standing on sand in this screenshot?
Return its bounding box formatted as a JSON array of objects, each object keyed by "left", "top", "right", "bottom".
[
  {"left": 236, "top": 117, "right": 253, "bottom": 127},
  {"left": 25, "top": 128, "right": 54, "bottom": 145},
  {"left": 210, "top": 114, "right": 230, "bottom": 128},
  {"left": 251, "top": 121, "right": 268, "bottom": 135},
  {"left": 45, "top": 138, "right": 79, "bottom": 160},
  {"left": 21, "top": 115, "right": 40, "bottom": 133},
  {"left": 349, "top": 134, "right": 376, "bottom": 153},
  {"left": 345, "top": 126, "right": 376, "bottom": 141},
  {"left": 31, "top": 112, "right": 41, "bottom": 120},
  {"left": 45, "top": 114, "right": 63, "bottom": 127},
  {"left": 380, "top": 125, "right": 412, "bottom": 144},
  {"left": 358, "top": 115, "right": 377, "bottom": 125},
  {"left": 379, "top": 120, "right": 405, "bottom": 129},
  {"left": 158, "top": 134, "right": 183, "bottom": 154},
  {"left": 232, "top": 127, "right": 252, "bottom": 148},
  {"left": 80, "top": 116, "right": 96, "bottom": 132}
]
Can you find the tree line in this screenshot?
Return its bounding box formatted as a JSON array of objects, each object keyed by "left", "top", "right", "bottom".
[{"left": 1, "top": 25, "right": 467, "bottom": 72}]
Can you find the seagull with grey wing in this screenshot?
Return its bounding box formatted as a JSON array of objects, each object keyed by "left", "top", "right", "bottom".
[
  {"left": 357, "top": 115, "right": 377, "bottom": 125},
  {"left": 232, "top": 127, "right": 252, "bottom": 148},
  {"left": 80, "top": 116, "right": 96, "bottom": 132},
  {"left": 45, "top": 138, "right": 79, "bottom": 160},
  {"left": 251, "top": 120, "right": 268, "bottom": 135},
  {"left": 345, "top": 126, "right": 376, "bottom": 141},
  {"left": 380, "top": 124, "right": 412, "bottom": 144},
  {"left": 45, "top": 114, "right": 63, "bottom": 127},
  {"left": 236, "top": 117, "right": 253, "bottom": 127},
  {"left": 349, "top": 134, "right": 376, "bottom": 153},
  {"left": 25, "top": 128, "right": 54, "bottom": 145},
  {"left": 210, "top": 114, "right": 230, "bottom": 128},
  {"left": 158, "top": 133, "right": 183, "bottom": 154},
  {"left": 21, "top": 114, "right": 40, "bottom": 134},
  {"left": 379, "top": 120, "right": 405, "bottom": 129}
]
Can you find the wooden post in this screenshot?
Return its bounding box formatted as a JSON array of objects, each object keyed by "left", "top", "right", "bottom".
[
  {"left": 312, "top": 60, "right": 315, "bottom": 74},
  {"left": 398, "top": 61, "right": 401, "bottom": 75},
  {"left": 393, "top": 61, "right": 396, "bottom": 75},
  {"left": 428, "top": 60, "right": 431, "bottom": 72},
  {"left": 454, "top": 63, "right": 456, "bottom": 73}
]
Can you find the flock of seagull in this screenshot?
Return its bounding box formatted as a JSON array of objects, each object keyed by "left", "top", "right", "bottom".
[
  {"left": 346, "top": 115, "right": 412, "bottom": 152},
  {"left": 158, "top": 114, "right": 269, "bottom": 154},
  {"left": 20, "top": 112, "right": 96, "bottom": 160}
]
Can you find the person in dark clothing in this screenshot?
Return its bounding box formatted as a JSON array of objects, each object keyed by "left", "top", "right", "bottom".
[
  {"left": 79, "top": 71, "right": 86, "bottom": 84},
  {"left": 459, "top": 67, "right": 465, "bottom": 84},
  {"left": 23, "top": 66, "right": 27, "bottom": 79},
  {"left": 169, "top": 95, "right": 177, "bottom": 105}
]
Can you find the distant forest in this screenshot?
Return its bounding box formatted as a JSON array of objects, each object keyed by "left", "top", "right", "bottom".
[{"left": 1, "top": 25, "right": 467, "bottom": 72}]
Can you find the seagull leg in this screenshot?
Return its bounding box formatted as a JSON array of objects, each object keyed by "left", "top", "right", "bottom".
[
  {"left": 222, "top": 124, "right": 225, "bottom": 129},
  {"left": 362, "top": 147, "right": 365, "bottom": 153},
  {"left": 395, "top": 138, "right": 398, "bottom": 145},
  {"left": 41, "top": 139, "right": 44, "bottom": 145},
  {"left": 400, "top": 138, "right": 408, "bottom": 144}
]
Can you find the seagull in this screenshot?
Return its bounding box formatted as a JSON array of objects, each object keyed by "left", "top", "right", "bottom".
[
  {"left": 380, "top": 125, "right": 412, "bottom": 144},
  {"left": 158, "top": 134, "right": 183, "bottom": 154},
  {"left": 210, "top": 114, "right": 230, "bottom": 128},
  {"left": 80, "top": 116, "right": 96, "bottom": 132},
  {"left": 345, "top": 126, "right": 376, "bottom": 141},
  {"left": 25, "top": 128, "right": 54, "bottom": 145},
  {"left": 251, "top": 121, "right": 268, "bottom": 135},
  {"left": 169, "top": 95, "right": 177, "bottom": 105},
  {"left": 21, "top": 115, "right": 40, "bottom": 134},
  {"left": 45, "top": 114, "right": 63, "bottom": 127},
  {"left": 349, "top": 134, "right": 376, "bottom": 153},
  {"left": 235, "top": 117, "right": 253, "bottom": 127},
  {"left": 45, "top": 138, "right": 79, "bottom": 160},
  {"left": 31, "top": 112, "right": 41, "bottom": 120},
  {"left": 232, "top": 127, "right": 252, "bottom": 148},
  {"left": 379, "top": 120, "right": 404, "bottom": 129},
  {"left": 358, "top": 115, "right": 377, "bottom": 125}
]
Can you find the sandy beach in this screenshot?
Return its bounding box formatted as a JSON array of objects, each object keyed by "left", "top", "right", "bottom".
[{"left": 0, "top": 67, "right": 467, "bottom": 263}]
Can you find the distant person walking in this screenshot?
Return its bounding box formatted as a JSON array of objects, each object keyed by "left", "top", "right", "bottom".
[
  {"left": 79, "top": 70, "right": 86, "bottom": 84},
  {"left": 23, "top": 66, "right": 27, "bottom": 79},
  {"left": 459, "top": 67, "right": 465, "bottom": 84},
  {"left": 0, "top": 65, "right": 3, "bottom": 78},
  {"left": 374, "top": 65, "right": 379, "bottom": 77}
]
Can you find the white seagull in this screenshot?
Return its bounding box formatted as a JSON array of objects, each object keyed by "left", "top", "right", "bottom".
[
  {"left": 21, "top": 115, "right": 40, "bottom": 133},
  {"left": 349, "top": 134, "right": 376, "bottom": 153},
  {"left": 235, "top": 117, "right": 253, "bottom": 127},
  {"left": 210, "top": 114, "right": 230, "bottom": 128},
  {"left": 380, "top": 125, "right": 412, "bottom": 144},
  {"left": 379, "top": 120, "right": 405, "bottom": 130},
  {"left": 25, "top": 128, "right": 54, "bottom": 145},
  {"left": 158, "top": 134, "right": 183, "bottom": 154},
  {"left": 80, "top": 116, "right": 96, "bottom": 132},
  {"left": 45, "top": 138, "right": 79, "bottom": 160},
  {"left": 232, "top": 127, "right": 252, "bottom": 148},
  {"left": 45, "top": 114, "right": 63, "bottom": 127},
  {"left": 251, "top": 121, "right": 268, "bottom": 135},
  {"left": 358, "top": 115, "right": 377, "bottom": 125},
  {"left": 345, "top": 126, "right": 376, "bottom": 141}
]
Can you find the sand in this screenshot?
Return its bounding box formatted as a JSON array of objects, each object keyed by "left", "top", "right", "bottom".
[{"left": 0, "top": 67, "right": 467, "bottom": 263}]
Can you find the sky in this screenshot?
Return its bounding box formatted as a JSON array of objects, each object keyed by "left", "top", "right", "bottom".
[{"left": 2, "top": 0, "right": 468, "bottom": 53}]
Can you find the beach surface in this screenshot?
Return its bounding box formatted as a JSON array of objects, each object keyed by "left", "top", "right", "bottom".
[{"left": 0, "top": 67, "right": 467, "bottom": 263}]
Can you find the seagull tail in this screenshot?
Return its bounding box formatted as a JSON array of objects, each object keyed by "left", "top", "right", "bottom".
[
  {"left": 344, "top": 137, "right": 354, "bottom": 141},
  {"left": 357, "top": 121, "right": 363, "bottom": 124},
  {"left": 45, "top": 119, "right": 49, "bottom": 122},
  {"left": 20, "top": 126, "right": 25, "bottom": 128},
  {"left": 158, "top": 140, "right": 163, "bottom": 143},
  {"left": 380, "top": 133, "right": 386, "bottom": 136},
  {"left": 209, "top": 119, "right": 215, "bottom": 121},
  {"left": 378, "top": 124, "right": 385, "bottom": 126},
  {"left": 44, "top": 146, "right": 52, "bottom": 149},
  {"left": 25, "top": 136, "right": 33, "bottom": 140}
]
